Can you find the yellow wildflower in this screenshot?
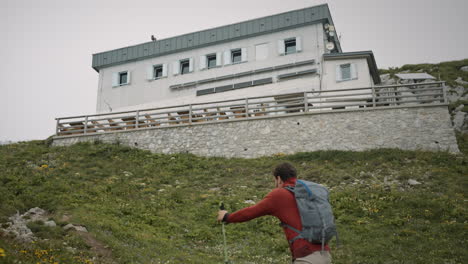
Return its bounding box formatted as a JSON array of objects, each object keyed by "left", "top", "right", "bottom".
[
  {"left": 0, "top": 248, "right": 6, "bottom": 257},
  {"left": 41, "top": 164, "right": 48, "bottom": 169}
]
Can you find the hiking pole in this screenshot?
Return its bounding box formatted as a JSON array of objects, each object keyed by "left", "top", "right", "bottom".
[{"left": 219, "top": 202, "right": 229, "bottom": 264}]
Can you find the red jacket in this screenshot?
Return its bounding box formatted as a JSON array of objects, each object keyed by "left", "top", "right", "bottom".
[{"left": 225, "top": 177, "right": 330, "bottom": 259}]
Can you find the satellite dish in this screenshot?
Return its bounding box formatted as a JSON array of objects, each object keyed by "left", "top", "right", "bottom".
[
  {"left": 326, "top": 42, "right": 335, "bottom": 51},
  {"left": 328, "top": 25, "right": 335, "bottom": 32},
  {"left": 324, "top": 23, "right": 330, "bottom": 29}
]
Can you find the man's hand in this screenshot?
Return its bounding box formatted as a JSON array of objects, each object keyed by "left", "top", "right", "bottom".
[{"left": 217, "top": 210, "right": 228, "bottom": 222}]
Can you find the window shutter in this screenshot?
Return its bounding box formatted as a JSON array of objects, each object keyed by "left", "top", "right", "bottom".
[
  {"left": 224, "top": 50, "right": 231, "bottom": 65},
  {"left": 277, "top": 39, "right": 285, "bottom": 55},
  {"left": 296, "top": 36, "right": 302, "bottom": 52},
  {"left": 162, "top": 63, "right": 168, "bottom": 77},
  {"left": 350, "top": 63, "right": 358, "bottom": 79},
  {"left": 241, "top": 47, "right": 247, "bottom": 62},
  {"left": 199, "top": 55, "right": 206, "bottom": 70},
  {"left": 335, "top": 65, "right": 342, "bottom": 82},
  {"left": 112, "top": 72, "right": 119, "bottom": 87},
  {"left": 126, "top": 71, "right": 131, "bottom": 84},
  {"left": 216, "top": 52, "right": 222, "bottom": 66},
  {"left": 173, "top": 61, "right": 180, "bottom": 75},
  {"left": 146, "top": 66, "right": 154, "bottom": 80},
  {"left": 189, "top": 58, "right": 194, "bottom": 72}
]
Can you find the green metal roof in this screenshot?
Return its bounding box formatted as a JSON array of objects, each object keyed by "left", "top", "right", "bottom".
[
  {"left": 92, "top": 4, "right": 341, "bottom": 72},
  {"left": 323, "top": 51, "right": 381, "bottom": 84}
]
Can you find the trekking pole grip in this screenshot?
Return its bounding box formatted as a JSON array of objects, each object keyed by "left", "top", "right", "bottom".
[{"left": 220, "top": 202, "right": 225, "bottom": 210}]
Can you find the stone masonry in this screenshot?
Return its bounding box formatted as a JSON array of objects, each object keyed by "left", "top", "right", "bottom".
[{"left": 52, "top": 106, "right": 460, "bottom": 157}]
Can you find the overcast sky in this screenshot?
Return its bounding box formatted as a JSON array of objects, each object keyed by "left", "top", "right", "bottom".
[{"left": 1, "top": 0, "right": 467, "bottom": 142}]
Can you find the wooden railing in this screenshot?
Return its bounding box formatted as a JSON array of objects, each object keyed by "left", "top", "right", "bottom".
[{"left": 55, "top": 81, "right": 447, "bottom": 137}]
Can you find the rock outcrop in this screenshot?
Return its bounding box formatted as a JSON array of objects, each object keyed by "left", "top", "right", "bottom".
[
  {"left": 0, "top": 207, "right": 54, "bottom": 242},
  {"left": 379, "top": 72, "right": 467, "bottom": 134}
]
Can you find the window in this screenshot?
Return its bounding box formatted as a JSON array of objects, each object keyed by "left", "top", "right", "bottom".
[
  {"left": 284, "top": 38, "right": 296, "bottom": 54},
  {"left": 207, "top": 54, "right": 217, "bottom": 69},
  {"left": 147, "top": 64, "right": 167, "bottom": 80},
  {"left": 173, "top": 59, "right": 192, "bottom": 75},
  {"left": 112, "top": 71, "right": 131, "bottom": 87},
  {"left": 231, "top": 49, "right": 242, "bottom": 63},
  {"left": 154, "top": 65, "right": 163, "bottom": 79},
  {"left": 180, "top": 59, "right": 190, "bottom": 75},
  {"left": 119, "top": 72, "right": 128, "bottom": 85},
  {"left": 340, "top": 64, "right": 351, "bottom": 80},
  {"left": 336, "top": 63, "right": 357, "bottom": 82},
  {"left": 224, "top": 48, "right": 246, "bottom": 65},
  {"left": 278, "top": 37, "right": 301, "bottom": 55}
]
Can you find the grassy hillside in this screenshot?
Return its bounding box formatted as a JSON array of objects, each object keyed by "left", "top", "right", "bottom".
[{"left": 0, "top": 140, "right": 466, "bottom": 264}]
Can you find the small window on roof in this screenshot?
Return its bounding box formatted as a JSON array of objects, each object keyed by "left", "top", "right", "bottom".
[
  {"left": 119, "top": 72, "right": 128, "bottom": 85},
  {"left": 285, "top": 38, "right": 296, "bottom": 54},
  {"left": 180, "top": 59, "right": 190, "bottom": 75},
  {"left": 340, "top": 64, "right": 351, "bottom": 80},
  {"left": 231, "top": 49, "right": 242, "bottom": 63},
  {"left": 207, "top": 54, "right": 217, "bottom": 69},
  {"left": 154, "top": 65, "right": 163, "bottom": 79}
]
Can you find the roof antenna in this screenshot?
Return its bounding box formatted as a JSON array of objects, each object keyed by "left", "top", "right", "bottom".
[{"left": 151, "top": 35, "right": 157, "bottom": 41}]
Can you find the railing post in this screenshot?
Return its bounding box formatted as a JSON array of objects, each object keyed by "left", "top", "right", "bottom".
[
  {"left": 245, "top": 98, "right": 249, "bottom": 117},
  {"left": 84, "top": 116, "right": 88, "bottom": 134},
  {"left": 304, "top": 92, "right": 308, "bottom": 112},
  {"left": 189, "top": 104, "right": 192, "bottom": 124},
  {"left": 136, "top": 110, "right": 140, "bottom": 128},
  {"left": 56, "top": 118, "right": 60, "bottom": 136},
  {"left": 371, "top": 86, "right": 376, "bottom": 108},
  {"left": 442, "top": 82, "right": 448, "bottom": 104}
]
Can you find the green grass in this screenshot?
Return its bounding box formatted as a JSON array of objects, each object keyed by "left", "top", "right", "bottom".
[{"left": 0, "top": 140, "right": 467, "bottom": 264}]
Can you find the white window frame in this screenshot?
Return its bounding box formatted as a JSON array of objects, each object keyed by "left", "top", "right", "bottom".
[
  {"left": 147, "top": 64, "right": 167, "bottom": 81},
  {"left": 179, "top": 58, "right": 193, "bottom": 75},
  {"left": 231, "top": 49, "right": 242, "bottom": 64},
  {"left": 284, "top": 38, "right": 297, "bottom": 54},
  {"left": 206, "top": 54, "right": 217, "bottom": 69},
  {"left": 224, "top": 48, "right": 247, "bottom": 66},
  {"left": 278, "top": 36, "right": 302, "bottom": 56},
  {"left": 112, "top": 71, "right": 130, "bottom": 87},
  {"left": 336, "top": 63, "right": 358, "bottom": 82}
]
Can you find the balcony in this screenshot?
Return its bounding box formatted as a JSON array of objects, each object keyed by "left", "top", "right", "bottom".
[{"left": 54, "top": 81, "right": 447, "bottom": 137}]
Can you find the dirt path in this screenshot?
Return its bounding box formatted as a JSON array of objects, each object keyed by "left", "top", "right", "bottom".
[{"left": 76, "top": 231, "right": 114, "bottom": 263}]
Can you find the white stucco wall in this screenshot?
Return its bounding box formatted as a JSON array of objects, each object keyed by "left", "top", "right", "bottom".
[
  {"left": 96, "top": 23, "right": 327, "bottom": 113},
  {"left": 315, "top": 58, "right": 375, "bottom": 109},
  {"left": 322, "top": 58, "right": 374, "bottom": 90}
]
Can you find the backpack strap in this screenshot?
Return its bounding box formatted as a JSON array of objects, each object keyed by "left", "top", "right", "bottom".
[{"left": 280, "top": 222, "right": 304, "bottom": 245}]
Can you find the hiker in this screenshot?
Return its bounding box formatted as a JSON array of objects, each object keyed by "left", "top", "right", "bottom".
[{"left": 217, "top": 162, "right": 332, "bottom": 264}]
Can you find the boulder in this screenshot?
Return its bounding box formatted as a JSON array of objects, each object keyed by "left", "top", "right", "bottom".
[
  {"left": 44, "top": 220, "right": 57, "bottom": 227},
  {"left": 23, "top": 207, "right": 47, "bottom": 222},
  {"left": 460, "top": 66, "right": 468, "bottom": 72},
  {"left": 453, "top": 111, "right": 466, "bottom": 132},
  {"left": 408, "top": 179, "right": 422, "bottom": 186},
  {"left": 454, "top": 104, "right": 464, "bottom": 112},
  {"left": 455, "top": 77, "right": 468, "bottom": 85},
  {"left": 63, "top": 223, "right": 88, "bottom": 232},
  {"left": 379, "top": 74, "right": 396, "bottom": 85},
  {"left": 380, "top": 73, "right": 391, "bottom": 82}
]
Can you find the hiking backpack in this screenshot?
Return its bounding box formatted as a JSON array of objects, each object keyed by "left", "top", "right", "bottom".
[{"left": 281, "top": 179, "right": 338, "bottom": 250}]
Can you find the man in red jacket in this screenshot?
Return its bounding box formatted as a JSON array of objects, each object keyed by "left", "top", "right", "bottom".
[{"left": 217, "top": 163, "right": 331, "bottom": 264}]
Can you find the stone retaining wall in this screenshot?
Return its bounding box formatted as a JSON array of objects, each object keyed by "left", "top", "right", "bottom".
[{"left": 52, "top": 106, "right": 460, "bottom": 157}]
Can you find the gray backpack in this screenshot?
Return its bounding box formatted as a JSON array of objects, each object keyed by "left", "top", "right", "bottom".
[{"left": 281, "top": 179, "right": 338, "bottom": 251}]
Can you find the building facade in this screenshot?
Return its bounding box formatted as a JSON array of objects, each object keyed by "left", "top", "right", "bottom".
[{"left": 92, "top": 4, "right": 380, "bottom": 113}]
